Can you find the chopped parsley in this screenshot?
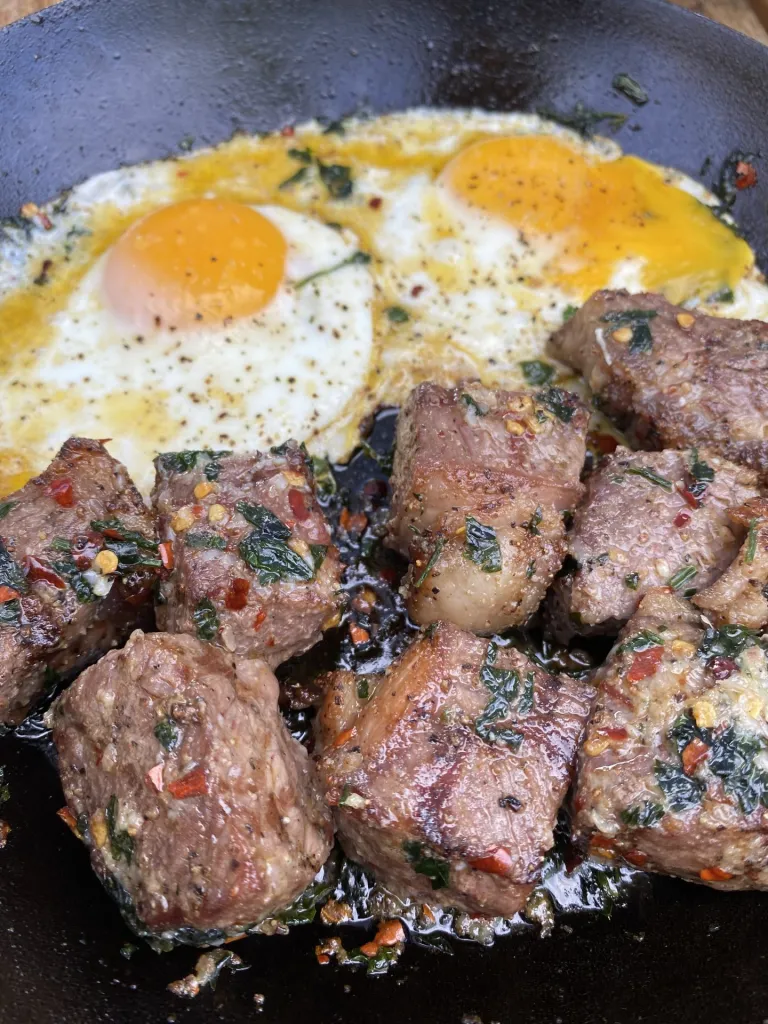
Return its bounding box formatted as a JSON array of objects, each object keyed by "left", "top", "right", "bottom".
[
  {"left": 317, "top": 160, "right": 353, "bottom": 199},
  {"left": 612, "top": 73, "right": 648, "bottom": 105},
  {"left": 0, "top": 600, "right": 21, "bottom": 626},
  {"left": 538, "top": 102, "right": 627, "bottom": 137},
  {"left": 464, "top": 516, "right": 502, "bottom": 573},
  {"left": 669, "top": 709, "right": 709, "bottom": 758},
  {"left": 745, "top": 518, "right": 759, "bottom": 565},
  {"left": 698, "top": 623, "right": 756, "bottom": 661},
  {"left": 625, "top": 465, "right": 673, "bottom": 491},
  {"left": 709, "top": 285, "right": 735, "bottom": 304},
  {"left": 154, "top": 717, "right": 180, "bottom": 751},
  {"left": 385, "top": 305, "right": 409, "bottom": 323},
  {"left": 184, "top": 531, "right": 227, "bottom": 550},
  {"left": 294, "top": 250, "right": 371, "bottom": 290},
  {"left": 520, "top": 359, "right": 554, "bottom": 386},
  {"left": 310, "top": 544, "right": 328, "bottom": 571},
  {"left": 534, "top": 386, "right": 578, "bottom": 423},
  {"left": 402, "top": 840, "right": 450, "bottom": 890},
  {"left": 310, "top": 454, "right": 337, "bottom": 497},
  {"left": 51, "top": 558, "right": 97, "bottom": 603},
  {"left": 688, "top": 448, "right": 715, "bottom": 500},
  {"left": 563, "top": 304, "right": 579, "bottom": 321},
  {"left": 0, "top": 540, "right": 28, "bottom": 596},
  {"left": 600, "top": 308, "right": 658, "bottom": 353},
  {"left": 475, "top": 642, "right": 524, "bottom": 748},
  {"left": 105, "top": 795, "right": 135, "bottom": 864},
  {"left": 617, "top": 629, "right": 664, "bottom": 654},
  {"left": 526, "top": 559, "right": 536, "bottom": 580},
  {"left": 356, "top": 678, "right": 370, "bottom": 700},
  {"left": 0, "top": 500, "right": 17, "bottom": 521},
  {"left": 278, "top": 166, "right": 309, "bottom": 190},
  {"left": 624, "top": 572, "right": 640, "bottom": 590},
  {"left": 156, "top": 449, "right": 231, "bottom": 481},
  {"left": 460, "top": 392, "right": 487, "bottom": 416},
  {"left": 620, "top": 800, "right": 664, "bottom": 828},
  {"left": 236, "top": 502, "right": 315, "bottom": 585},
  {"left": 708, "top": 725, "right": 768, "bottom": 814},
  {"left": 654, "top": 759, "right": 705, "bottom": 812},
  {"left": 192, "top": 597, "right": 220, "bottom": 641},
  {"left": 287, "top": 147, "right": 313, "bottom": 163},
  {"left": 525, "top": 506, "right": 543, "bottom": 536}
]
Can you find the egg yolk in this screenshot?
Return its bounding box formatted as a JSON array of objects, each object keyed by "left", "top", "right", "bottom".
[
  {"left": 103, "top": 198, "right": 287, "bottom": 330},
  {"left": 444, "top": 135, "right": 753, "bottom": 303}
]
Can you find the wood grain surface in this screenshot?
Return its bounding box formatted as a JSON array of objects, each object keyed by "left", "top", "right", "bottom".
[{"left": 0, "top": 0, "right": 767, "bottom": 40}]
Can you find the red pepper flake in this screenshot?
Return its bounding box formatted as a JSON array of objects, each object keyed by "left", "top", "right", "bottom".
[
  {"left": 674, "top": 509, "right": 691, "bottom": 528},
  {"left": 368, "top": 196, "right": 382, "bottom": 209},
  {"left": 624, "top": 849, "right": 649, "bottom": 868},
  {"left": 682, "top": 737, "right": 710, "bottom": 776},
  {"left": 56, "top": 807, "right": 81, "bottom": 838},
  {"left": 339, "top": 507, "right": 368, "bottom": 533},
  {"left": 176, "top": 170, "right": 189, "bottom": 178},
  {"left": 700, "top": 866, "right": 733, "bottom": 882},
  {"left": 679, "top": 487, "right": 700, "bottom": 510},
  {"left": 333, "top": 726, "right": 357, "bottom": 749},
  {"left": 146, "top": 763, "right": 164, "bottom": 792},
  {"left": 158, "top": 541, "right": 174, "bottom": 571},
  {"left": 46, "top": 478, "right": 74, "bottom": 507},
  {"left": 411, "top": 284, "right": 424, "bottom": 298},
  {"left": 626, "top": 645, "right": 663, "bottom": 683},
  {"left": 468, "top": 846, "right": 513, "bottom": 876},
  {"left": 253, "top": 608, "right": 267, "bottom": 631},
  {"left": 24, "top": 556, "right": 66, "bottom": 590},
  {"left": 710, "top": 655, "right": 737, "bottom": 680},
  {"left": 735, "top": 160, "right": 757, "bottom": 190},
  {"left": 589, "top": 834, "right": 616, "bottom": 858},
  {"left": 225, "top": 577, "right": 250, "bottom": 611},
  {"left": 360, "top": 919, "right": 405, "bottom": 957},
  {"left": 280, "top": 124, "right": 295, "bottom": 137},
  {"left": 589, "top": 431, "right": 619, "bottom": 455},
  {"left": 0, "top": 585, "right": 19, "bottom": 603},
  {"left": 288, "top": 488, "right": 310, "bottom": 521},
  {"left": 167, "top": 766, "right": 207, "bottom": 800},
  {"left": 349, "top": 623, "right": 370, "bottom": 645}
]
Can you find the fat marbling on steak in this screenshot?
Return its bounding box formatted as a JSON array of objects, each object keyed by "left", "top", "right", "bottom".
[
  {"left": 51, "top": 630, "right": 333, "bottom": 944},
  {"left": 316, "top": 621, "right": 593, "bottom": 916},
  {"left": 152, "top": 443, "right": 343, "bottom": 669},
  {"left": 548, "top": 289, "right": 768, "bottom": 478},
  {"left": 548, "top": 446, "right": 757, "bottom": 640},
  {"left": 574, "top": 589, "right": 768, "bottom": 888},
  {"left": 0, "top": 438, "right": 158, "bottom": 725},
  {"left": 387, "top": 381, "right": 589, "bottom": 633}
]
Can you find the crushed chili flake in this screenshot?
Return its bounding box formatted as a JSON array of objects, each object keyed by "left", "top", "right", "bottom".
[
  {"left": 682, "top": 737, "right": 710, "bottom": 776},
  {"left": 24, "top": 556, "right": 66, "bottom": 590},
  {"left": 280, "top": 124, "right": 295, "bottom": 136},
  {"left": 225, "top": 577, "right": 250, "bottom": 611},
  {"left": 360, "top": 919, "right": 405, "bottom": 957},
  {"left": 679, "top": 487, "right": 700, "bottom": 509},
  {"left": 333, "top": 726, "right": 357, "bottom": 749},
  {"left": 56, "top": 806, "right": 81, "bottom": 837},
  {"left": 700, "top": 866, "right": 733, "bottom": 882},
  {"left": 468, "top": 846, "right": 513, "bottom": 876},
  {"left": 349, "top": 623, "right": 370, "bottom": 645},
  {"left": 167, "top": 766, "right": 207, "bottom": 800},
  {"left": 368, "top": 196, "right": 382, "bottom": 209},
  {"left": 288, "top": 488, "right": 310, "bottom": 521},
  {"left": 411, "top": 284, "right": 424, "bottom": 298},
  {"left": 253, "top": 608, "right": 267, "bottom": 631},
  {"left": 626, "top": 645, "right": 663, "bottom": 683},
  {"left": 735, "top": 160, "right": 758, "bottom": 190},
  {"left": 0, "top": 585, "right": 19, "bottom": 603},
  {"left": 339, "top": 507, "right": 368, "bottom": 533},
  {"left": 624, "top": 849, "right": 649, "bottom": 868},
  {"left": 674, "top": 509, "right": 691, "bottom": 528},
  {"left": 158, "top": 541, "right": 174, "bottom": 570},
  {"left": 46, "top": 479, "right": 74, "bottom": 507}
]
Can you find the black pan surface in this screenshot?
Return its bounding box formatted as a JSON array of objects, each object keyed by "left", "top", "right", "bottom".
[{"left": 2, "top": 1, "right": 768, "bottom": 1021}]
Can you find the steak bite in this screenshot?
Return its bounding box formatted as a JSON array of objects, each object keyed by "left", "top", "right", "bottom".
[
  {"left": 574, "top": 590, "right": 768, "bottom": 889},
  {"left": 387, "top": 382, "right": 589, "bottom": 632},
  {"left": 548, "top": 290, "right": 768, "bottom": 477},
  {"left": 0, "top": 438, "right": 159, "bottom": 725},
  {"left": 316, "top": 621, "right": 593, "bottom": 916},
  {"left": 694, "top": 498, "right": 768, "bottom": 629},
  {"left": 51, "top": 630, "right": 333, "bottom": 944},
  {"left": 152, "top": 444, "right": 343, "bottom": 668},
  {"left": 549, "top": 446, "right": 757, "bottom": 639}
]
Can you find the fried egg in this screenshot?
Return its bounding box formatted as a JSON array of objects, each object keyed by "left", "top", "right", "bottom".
[{"left": 1, "top": 107, "right": 766, "bottom": 492}]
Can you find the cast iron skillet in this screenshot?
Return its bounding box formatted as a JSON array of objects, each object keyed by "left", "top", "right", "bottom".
[{"left": 2, "top": 1, "right": 768, "bottom": 1021}]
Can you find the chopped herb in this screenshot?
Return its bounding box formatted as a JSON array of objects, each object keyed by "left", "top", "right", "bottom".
[
  {"left": 520, "top": 359, "right": 554, "bottom": 386},
  {"left": 178, "top": 134, "right": 195, "bottom": 151},
  {"left": 385, "top": 305, "right": 409, "bottom": 323},
  {"left": 526, "top": 559, "right": 536, "bottom": 580},
  {"left": 49, "top": 537, "right": 72, "bottom": 553},
  {"left": 668, "top": 564, "right": 698, "bottom": 591},
  {"left": 624, "top": 572, "right": 640, "bottom": 590},
  {"left": 402, "top": 840, "right": 450, "bottom": 890},
  {"left": 617, "top": 629, "right": 664, "bottom": 654},
  {"left": 708, "top": 285, "right": 735, "bottom": 304},
  {"left": 156, "top": 449, "right": 231, "bottom": 481},
  {"left": 317, "top": 160, "right": 353, "bottom": 199},
  {"left": 414, "top": 538, "right": 444, "bottom": 588},
  {"left": 563, "top": 304, "right": 579, "bottom": 321},
  {"left": 310, "top": 544, "right": 328, "bottom": 571},
  {"left": 626, "top": 465, "right": 673, "bottom": 491},
  {"left": 475, "top": 642, "right": 524, "bottom": 748},
  {"left": 322, "top": 118, "right": 347, "bottom": 136},
  {"left": 525, "top": 506, "right": 543, "bottom": 536},
  {"left": 600, "top": 308, "right": 658, "bottom": 353},
  {"left": 358, "top": 439, "right": 393, "bottom": 473},
  {"left": 275, "top": 874, "right": 335, "bottom": 926},
  {"left": 0, "top": 500, "right": 17, "bottom": 521},
  {"left": 669, "top": 709, "right": 710, "bottom": 757},
  {"left": 294, "top": 250, "right": 371, "bottom": 290},
  {"left": 538, "top": 102, "right": 627, "bottom": 137},
  {"left": 100, "top": 538, "right": 162, "bottom": 572},
  {"left": 105, "top": 795, "right": 135, "bottom": 864},
  {"left": 464, "top": 516, "right": 502, "bottom": 574},
  {"left": 460, "top": 392, "right": 487, "bottom": 416},
  {"left": 713, "top": 149, "right": 758, "bottom": 213},
  {"left": 287, "top": 147, "right": 313, "bottom": 164},
  {"left": 612, "top": 73, "right": 648, "bottom": 105},
  {"left": 535, "top": 386, "right": 577, "bottom": 423},
  {"left": 620, "top": 800, "right": 664, "bottom": 828},
  {"left": 688, "top": 448, "right": 715, "bottom": 500},
  {"left": 51, "top": 558, "right": 97, "bottom": 603},
  {"left": 654, "top": 759, "right": 705, "bottom": 812},
  {"left": 310, "top": 455, "right": 337, "bottom": 497},
  {"left": 192, "top": 597, "right": 220, "bottom": 641},
  {"left": 0, "top": 600, "right": 21, "bottom": 626},
  {"left": 745, "top": 518, "right": 759, "bottom": 565},
  {"left": 708, "top": 725, "right": 768, "bottom": 814},
  {"left": 0, "top": 540, "right": 28, "bottom": 595},
  {"left": 236, "top": 502, "right": 290, "bottom": 538},
  {"left": 278, "top": 166, "right": 309, "bottom": 190},
  {"left": 91, "top": 519, "right": 158, "bottom": 550},
  {"left": 236, "top": 507, "right": 315, "bottom": 586},
  {"left": 184, "top": 531, "right": 227, "bottom": 550},
  {"left": 698, "top": 623, "right": 756, "bottom": 661},
  {"left": 357, "top": 678, "right": 370, "bottom": 700},
  {"left": 154, "top": 718, "right": 180, "bottom": 751}
]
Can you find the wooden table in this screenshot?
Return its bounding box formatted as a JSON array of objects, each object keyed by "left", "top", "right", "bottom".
[{"left": 1, "top": 0, "right": 767, "bottom": 42}]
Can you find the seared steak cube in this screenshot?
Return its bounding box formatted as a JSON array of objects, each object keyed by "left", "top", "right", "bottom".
[
  {"left": 549, "top": 447, "right": 757, "bottom": 639},
  {"left": 0, "top": 438, "right": 158, "bottom": 725},
  {"left": 152, "top": 443, "right": 343, "bottom": 668},
  {"left": 694, "top": 498, "right": 768, "bottom": 629},
  {"left": 549, "top": 290, "right": 768, "bottom": 478},
  {"left": 388, "top": 382, "right": 589, "bottom": 631},
  {"left": 574, "top": 590, "right": 768, "bottom": 888},
  {"left": 316, "top": 621, "right": 593, "bottom": 915},
  {"left": 52, "top": 630, "right": 333, "bottom": 943}
]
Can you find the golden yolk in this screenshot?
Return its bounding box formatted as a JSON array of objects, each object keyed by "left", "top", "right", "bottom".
[
  {"left": 103, "top": 198, "right": 287, "bottom": 330},
  {"left": 444, "top": 135, "right": 753, "bottom": 303}
]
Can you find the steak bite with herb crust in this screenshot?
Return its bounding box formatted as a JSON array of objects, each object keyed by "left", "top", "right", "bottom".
[
  {"left": 152, "top": 443, "right": 343, "bottom": 668},
  {"left": 387, "top": 381, "right": 589, "bottom": 633},
  {"left": 574, "top": 589, "right": 768, "bottom": 889},
  {"left": 548, "top": 290, "right": 768, "bottom": 478},
  {"left": 316, "top": 621, "right": 593, "bottom": 915},
  {"left": 0, "top": 438, "right": 159, "bottom": 725},
  {"left": 693, "top": 498, "right": 768, "bottom": 629},
  {"left": 548, "top": 446, "right": 757, "bottom": 640},
  {"left": 51, "top": 630, "right": 333, "bottom": 945}
]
